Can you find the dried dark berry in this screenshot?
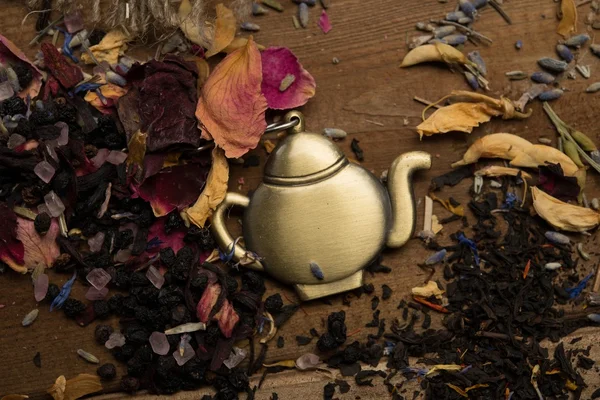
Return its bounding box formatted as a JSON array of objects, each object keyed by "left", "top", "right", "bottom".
[
  {"left": 160, "top": 248, "right": 177, "bottom": 269},
  {"left": 29, "top": 108, "right": 56, "bottom": 126},
  {"left": 381, "top": 284, "right": 392, "bottom": 300},
  {"left": 113, "top": 268, "right": 132, "bottom": 289},
  {"left": 12, "top": 119, "right": 35, "bottom": 139},
  {"left": 94, "top": 324, "right": 113, "bottom": 345},
  {"left": 1, "top": 96, "right": 27, "bottom": 116},
  {"left": 89, "top": 115, "right": 126, "bottom": 149},
  {"left": 323, "top": 382, "right": 336, "bottom": 400},
  {"left": 87, "top": 29, "right": 106, "bottom": 45},
  {"left": 184, "top": 225, "right": 215, "bottom": 250},
  {"left": 157, "top": 285, "right": 185, "bottom": 307},
  {"left": 121, "top": 376, "right": 140, "bottom": 393},
  {"left": 63, "top": 298, "right": 86, "bottom": 318},
  {"left": 107, "top": 294, "right": 125, "bottom": 314},
  {"left": 121, "top": 296, "right": 138, "bottom": 316},
  {"left": 171, "top": 304, "right": 191, "bottom": 325},
  {"left": 93, "top": 300, "right": 111, "bottom": 319},
  {"left": 97, "top": 363, "right": 117, "bottom": 380},
  {"left": 241, "top": 271, "right": 266, "bottom": 295},
  {"left": 317, "top": 333, "right": 338, "bottom": 352},
  {"left": 115, "top": 229, "right": 134, "bottom": 250},
  {"left": 130, "top": 271, "right": 150, "bottom": 286},
  {"left": 12, "top": 64, "right": 33, "bottom": 89},
  {"left": 127, "top": 345, "right": 154, "bottom": 376},
  {"left": 362, "top": 283, "right": 374, "bottom": 294},
  {"left": 44, "top": 283, "right": 60, "bottom": 302},
  {"left": 264, "top": 293, "right": 283, "bottom": 313},
  {"left": 224, "top": 275, "right": 238, "bottom": 293},
  {"left": 164, "top": 212, "right": 183, "bottom": 234},
  {"left": 113, "top": 343, "right": 136, "bottom": 362}
]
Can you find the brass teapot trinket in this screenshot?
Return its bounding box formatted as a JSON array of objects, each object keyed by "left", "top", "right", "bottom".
[{"left": 211, "top": 111, "right": 431, "bottom": 301}]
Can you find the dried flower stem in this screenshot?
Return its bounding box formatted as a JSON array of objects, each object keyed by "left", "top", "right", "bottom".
[
  {"left": 489, "top": 0, "right": 512, "bottom": 24},
  {"left": 430, "top": 19, "right": 493, "bottom": 44},
  {"left": 413, "top": 96, "right": 442, "bottom": 109},
  {"left": 543, "top": 102, "right": 600, "bottom": 174}
]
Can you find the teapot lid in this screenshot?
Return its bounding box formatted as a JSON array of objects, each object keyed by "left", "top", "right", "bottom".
[{"left": 264, "top": 113, "right": 347, "bottom": 185}]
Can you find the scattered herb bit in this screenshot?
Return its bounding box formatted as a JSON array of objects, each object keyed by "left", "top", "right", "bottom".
[
  {"left": 296, "top": 335, "right": 312, "bottom": 345},
  {"left": 33, "top": 352, "right": 41, "bottom": 368},
  {"left": 381, "top": 285, "right": 392, "bottom": 300},
  {"left": 350, "top": 139, "right": 364, "bottom": 161}
]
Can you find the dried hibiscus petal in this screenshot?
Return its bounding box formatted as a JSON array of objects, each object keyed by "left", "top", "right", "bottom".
[
  {"left": 0, "top": 203, "right": 25, "bottom": 273},
  {"left": 146, "top": 217, "right": 187, "bottom": 255},
  {"left": 261, "top": 47, "right": 316, "bottom": 110},
  {"left": 196, "top": 282, "right": 222, "bottom": 323},
  {"left": 214, "top": 299, "right": 239, "bottom": 338},
  {"left": 125, "top": 55, "right": 201, "bottom": 152},
  {"left": 41, "top": 43, "right": 83, "bottom": 89},
  {"left": 132, "top": 163, "right": 210, "bottom": 217}
]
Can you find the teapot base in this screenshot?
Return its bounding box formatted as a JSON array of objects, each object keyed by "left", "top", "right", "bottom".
[{"left": 294, "top": 270, "right": 364, "bottom": 301}]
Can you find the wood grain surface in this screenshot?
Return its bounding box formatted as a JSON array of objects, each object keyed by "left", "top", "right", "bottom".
[{"left": 1, "top": 0, "right": 600, "bottom": 398}]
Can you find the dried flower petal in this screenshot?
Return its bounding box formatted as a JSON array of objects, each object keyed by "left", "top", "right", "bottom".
[
  {"left": 179, "top": 0, "right": 213, "bottom": 48},
  {"left": 417, "top": 92, "right": 530, "bottom": 139},
  {"left": 401, "top": 42, "right": 471, "bottom": 67},
  {"left": 196, "top": 37, "right": 267, "bottom": 158},
  {"left": 41, "top": 43, "right": 83, "bottom": 89},
  {"left": 83, "top": 83, "right": 127, "bottom": 114},
  {"left": 81, "top": 29, "right": 129, "bottom": 65},
  {"left": 318, "top": 11, "right": 332, "bottom": 33},
  {"left": 22, "top": 309, "right": 39, "bottom": 326},
  {"left": 76, "top": 349, "right": 99, "bottom": 364},
  {"left": 186, "top": 147, "right": 229, "bottom": 228},
  {"left": 223, "top": 37, "right": 266, "bottom": 54},
  {"left": 557, "top": 0, "right": 577, "bottom": 38},
  {"left": 214, "top": 299, "right": 239, "bottom": 338},
  {"left": 205, "top": 4, "right": 237, "bottom": 58},
  {"left": 0, "top": 34, "right": 42, "bottom": 98},
  {"left": 0, "top": 203, "right": 25, "bottom": 273},
  {"left": 196, "top": 282, "right": 222, "bottom": 323},
  {"left": 165, "top": 322, "right": 207, "bottom": 335},
  {"left": 146, "top": 217, "right": 186, "bottom": 255},
  {"left": 531, "top": 187, "right": 600, "bottom": 232},
  {"left": 263, "top": 360, "right": 297, "bottom": 368},
  {"left": 49, "top": 373, "right": 102, "bottom": 400},
  {"left": 412, "top": 281, "right": 444, "bottom": 299},
  {"left": 474, "top": 166, "right": 533, "bottom": 180},
  {"left": 261, "top": 47, "right": 316, "bottom": 110}
]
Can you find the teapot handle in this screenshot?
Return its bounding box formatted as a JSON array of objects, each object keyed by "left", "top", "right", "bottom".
[{"left": 210, "top": 192, "right": 264, "bottom": 271}]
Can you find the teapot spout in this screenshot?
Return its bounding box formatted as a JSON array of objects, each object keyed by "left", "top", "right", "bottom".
[{"left": 386, "top": 151, "right": 431, "bottom": 248}]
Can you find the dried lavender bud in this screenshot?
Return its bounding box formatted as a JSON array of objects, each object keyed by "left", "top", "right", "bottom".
[
  {"left": 591, "top": 44, "right": 600, "bottom": 57},
  {"left": 95, "top": 324, "right": 114, "bottom": 345},
  {"left": 241, "top": 22, "right": 260, "bottom": 32},
  {"left": 467, "top": 51, "right": 487, "bottom": 76},
  {"left": 77, "top": 348, "right": 100, "bottom": 364},
  {"left": 538, "top": 57, "right": 568, "bottom": 72},
  {"left": 531, "top": 71, "right": 555, "bottom": 84},
  {"left": 472, "top": 0, "right": 487, "bottom": 8},
  {"left": 545, "top": 231, "right": 570, "bottom": 245},
  {"left": 556, "top": 44, "right": 574, "bottom": 62},
  {"left": 505, "top": 71, "right": 528, "bottom": 80},
  {"left": 433, "top": 25, "right": 456, "bottom": 38},
  {"left": 515, "top": 40, "right": 523, "bottom": 50},
  {"left": 538, "top": 89, "right": 563, "bottom": 101},
  {"left": 457, "top": 17, "right": 472, "bottom": 24},
  {"left": 564, "top": 34, "right": 590, "bottom": 48},
  {"left": 586, "top": 82, "right": 600, "bottom": 93},
  {"left": 298, "top": 3, "right": 309, "bottom": 28},
  {"left": 442, "top": 34, "right": 467, "bottom": 46},
  {"left": 415, "top": 22, "right": 435, "bottom": 32},
  {"left": 445, "top": 11, "right": 466, "bottom": 21},
  {"left": 252, "top": 3, "right": 269, "bottom": 15},
  {"left": 458, "top": 0, "right": 476, "bottom": 17},
  {"left": 97, "top": 363, "right": 117, "bottom": 380}
]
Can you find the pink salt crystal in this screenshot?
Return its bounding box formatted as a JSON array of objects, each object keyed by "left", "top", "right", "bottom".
[
  {"left": 45, "top": 142, "right": 59, "bottom": 162},
  {"left": 54, "top": 122, "right": 69, "bottom": 146},
  {"left": 106, "top": 151, "right": 128, "bottom": 165},
  {"left": 295, "top": 353, "right": 320, "bottom": 370},
  {"left": 34, "top": 273, "right": 49, "bottom": 302},
  {"left": 64, "top": 11, "right": 84, "bottom": 33},
  {"left": 149, "top": 332, "right": 170, "bottom": 355},
  {"left": 88, "top": 232, "right": 105, "bottom": 253},
  {"left": 85, "top": 286, "right": 109, "bottom": 301},
  {"left": 223, "top": 347, "right": 247, "bottom": 369},
  {"left": 34, "top": 160, "right": 56, "bottom": 184},
  {"left": 105, "top": 332, "right": 126, "bottom": 349},
  {"left": 173, "top": 341, "right": 195, "bottom": 366},
  {"left": 37, "top": 204, "right": 50, "bottom": 215},
  {"left": 146, "top": 265, "right": 165, "bottom": 289},
  {"left": 91, "top": 148, "right": 110, "bottom": 168},
  {"left": 86, "top": 268, "right": 111, "bottom": 290},
  {"left": 114, "top": 249, "right": 132, "bottom": 263},
  {"left": 44, "top": 191, "right": 65, "bottom": 217}
]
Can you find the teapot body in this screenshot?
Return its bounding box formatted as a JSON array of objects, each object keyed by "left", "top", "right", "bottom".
[{"left": 243, "top": 162, "right": 391, "bottom": 287}]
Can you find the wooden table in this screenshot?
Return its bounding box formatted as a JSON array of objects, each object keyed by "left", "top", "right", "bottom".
[{"left": 1, "top": 0, "right": 600, "bottom": 398}]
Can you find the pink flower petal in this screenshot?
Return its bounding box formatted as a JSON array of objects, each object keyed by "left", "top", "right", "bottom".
[
  {"left": 318, "top": 11, "right": 332, "bottom": 34},
  {"left": 196, "top": 282, "right": 222, "bottom": 323},
  {"left": 261, "top": 47, "right": 316, "bottom": 110}
]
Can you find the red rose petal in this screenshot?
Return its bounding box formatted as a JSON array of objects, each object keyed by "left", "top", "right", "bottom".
[{"left": 318, "top": 10, "right": 332, "bottom": 34}]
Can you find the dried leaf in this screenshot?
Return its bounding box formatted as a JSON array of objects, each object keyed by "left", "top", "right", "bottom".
[
  {"left": 196, "top": 37, "right": 268, "bottom": 158},
  {"left": 126, "top": 130, "right": 147, "bottom": 171},
  {"left": 474, "top": 165, "right": 533, "bottom": 181},
  {"left": 0, "top": 33, "right": 42, "bottom": 98},
  {"left": 81, "top": 29, "right": 129, "bottom": 65},
  {"left": 187, "top": 147, "right": 229, "bottom": 227},
  {"left": 205, "top": 4, "right": 237, "bottom": 58},
  {"left": 531, "top": 187, "right": 600, "bottom": 232},
  {"left": 446, "top": 383, "right": 468, "bottom": 398},
  {"left": 179, "top": 0, "right": 214, "bottom": 48},
  {"left": 223, "top": 37, "right": 266, "bottom": 53},
  {"left": 41, "top": 43, "right": 83, "bottom": 89},
  {"left": 558, "top": 0, "right": 577, "bottom": 38},
  {"left": 451, "top": 133, "right": 579, "bottom": 176},
  {"left": 261, "top": 47, "right": 316, "bottom": 110},
  {"left": 401, "top": 42, "right": 471, "bottom": 67},
  {"left": 3, "top": 218, "right": 60, "bottom": 273},
  {"left": 83, "top": 83, "right": 127, "bottom": 114},
  {"left": 412, "top": 281, "right": 444, "bottom": 299},
  {"left": 429, "top": 193, "right": 464, "bottom": 216}
]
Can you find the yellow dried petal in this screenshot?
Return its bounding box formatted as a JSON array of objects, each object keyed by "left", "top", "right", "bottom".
[
  {"left": 557, "top": 0, "right": 577, "bottom": 38},
  {"left": 426, "top": 364, "right": 462, "bottom": 376},
  {"left": 417, "top": 102, "right": 501, "bottom": 138},
  {"left": 63, "top": 374, "right": 102, "bottom": 400},
  {"left": 411, "top": 281, "right": 444, "bottom": 299},
  {"left": 431, "top": 215, "right": 443, "bottom": 234},
  {"left": 263, "top": 139, "right": 276, "bottom": 154},
  {"left": 205, "top": 4, "right": 237, "bottom": 58},
  {"left": 126, "top": 130, "right": 147, "bottom": 169},
  {"left": 446, "top": 383, "right": 468, "bottom": 398},
  {"left": 47, "top": 376, "right": 66, "bottom": 400},
  {"left": 475, "top": 166, "right": 533, "bottom": 181},
  {"left": 81, "top": 29, "right": 128, "bottom": 65},
  {"left": 401, "top": 43, "right": 469, "bottom": 67},
  {"left": 565, "top": 379, "right": 578, "bottom": 391},
  {"left": 531, "top": 187, "right": 600, "bottom": 232},
  {"left": 429, "top": 193, "right": 465, "bottom": 216},
  {"left": 263, "top": 360, "right": 296, "bottom": 368},
  {"left": 186, "top": 147, "right": 229, "bottom": 228},
  {"left": 223, "top": 37, "right": 266, "bottom": 53},
  {"left": 1, "top": 395, "right": 29, "bottom": 400}
]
